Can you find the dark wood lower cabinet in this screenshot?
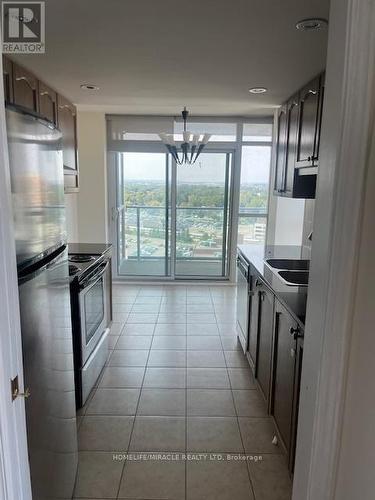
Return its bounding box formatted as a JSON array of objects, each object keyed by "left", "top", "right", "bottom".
[
  {"left": 246, "top": 268, "right": 304, "bottom": 475},
  {"left": 271, "top": 300, "right": 303, "bottom": 473},
  {"left": 256, "top": 281, "right": 275, "bottom": 408},
  {"left": 248, "top": 274, "right": 260, "bottom": 371},
  {"left": 289, "top": 337, "right": 303, "bottom": 472}
]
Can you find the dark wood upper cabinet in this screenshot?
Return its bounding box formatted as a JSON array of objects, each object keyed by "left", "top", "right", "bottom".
[
  {"left": 3, "top": 57, "right": 79, "bottom": 192},
  {"left": 256, "top": 280, "right": 275, "bottom": 408},
  {"left": 285, "top": 93, "right": 317, "bottom": 199},
  {"left": 12, "top": 62, "right": 38, "bottom": 113},
  {"left": 296, "top": 75, "right": 322, "bottom": 168},
  {"left": 57, "top": 95, "right": 77, "bottom": 171},
  {"left": 38, "top": 81, "right": 57, "bottom": 125},
  {"left": 274, "top": 72, "right": 324, "bottom": 199},
  {"left": 3, "top": 56, "right": 13, "bottom": 104},
  {"left": 274, "top": 105, "right": 288, "bottom": 194},
  {"left": 284, "top": 94, "right": 299, "bottom": 195}
]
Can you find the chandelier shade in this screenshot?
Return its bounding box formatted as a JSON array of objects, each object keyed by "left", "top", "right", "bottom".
[{"left": 159, "top": 107, "right": 211, "bottom": 165}]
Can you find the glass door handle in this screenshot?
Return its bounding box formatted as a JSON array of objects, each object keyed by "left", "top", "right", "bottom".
[{"left": 111, "top": 206, "right": 125, "bottom": 221}]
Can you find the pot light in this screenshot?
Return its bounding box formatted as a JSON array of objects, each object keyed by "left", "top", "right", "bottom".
[
  {"left": 296, "top": 18, "right": 328, "bottom": 31},
  {"left": 80, "top": 83, "right": 99, "bottom": 90},
  {"left": 249, "top": 87, "right": 267, "bottom": 94}
]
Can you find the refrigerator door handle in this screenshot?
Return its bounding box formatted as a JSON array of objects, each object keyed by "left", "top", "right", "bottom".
[{"left": 11, "top": 375, "right": 31, "bottom": 401}]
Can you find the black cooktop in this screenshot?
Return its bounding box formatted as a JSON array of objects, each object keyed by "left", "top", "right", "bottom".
[
  {"left": 69, "top": 264, "right": 81, "bottom": 277},
  {"left": 68, "top": 243, "right": 112, "bottom": 255},
  {"left": 68, "top": 243, "right": 112, "bottom": 281},
  {"left": 69, "top": 254, "right": 96, "bottom": 263}
]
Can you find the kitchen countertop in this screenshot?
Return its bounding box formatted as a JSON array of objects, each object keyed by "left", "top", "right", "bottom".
[
  {"left": 237, "top": 244, "right": 308, "bottom": 327},
  {"left": 68, "top": 243, "right": 112, "bottom": 255}
]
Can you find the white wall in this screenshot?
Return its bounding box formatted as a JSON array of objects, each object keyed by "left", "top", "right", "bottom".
[
  {"left": 273, "top": 197, "right": 305, "bottom": 245},
  {"left": 293, "top": 0, "right": 348, "bottom": 492},
  {"left": 333, "top": 122, "right": 375, "bottom": 500},
  {"left": 302, "top": 199, "right": 315, "bottom": 258},
  {"left": 75, "top": 111, "right": 108, "bottom": 243},
  {"left": 293, "top": 0, "right": 375, "bottom": 496},
  {"left": 65, "top": 193, "right": 79, "bottom": 242}
]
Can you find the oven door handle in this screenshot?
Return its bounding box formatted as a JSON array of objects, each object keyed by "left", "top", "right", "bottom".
[{"left": 79, "top": 261, "right": 109, "bottom": 290}]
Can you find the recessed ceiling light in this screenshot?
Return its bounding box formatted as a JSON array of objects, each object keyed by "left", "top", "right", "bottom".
[
  {"left": 249, "top": 87, "right": 267, "bottom": 94},
  {"left": 80, "top": 83, "right": 99, "bottom": 90},
  {"left": 296, "top": 18, "right": 328, "bottom": 31}
]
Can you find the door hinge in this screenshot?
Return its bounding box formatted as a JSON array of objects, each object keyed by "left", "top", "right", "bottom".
[{"left": 11, "top": 375, "right": 31, "bottom": 402}]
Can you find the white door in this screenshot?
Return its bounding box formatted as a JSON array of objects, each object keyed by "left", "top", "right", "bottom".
[{"left": 0, "top": 56, "right": 32, "bottom": 500}]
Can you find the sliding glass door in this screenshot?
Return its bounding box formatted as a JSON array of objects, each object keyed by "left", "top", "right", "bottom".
[
  {"left": 111, "top": 150, "right": 232, "bottom": 280},
  {"left": 114, "top": 152, "right": 170, "bottom": 277},
  {"left": 175, "top": 153, "right": 231, "bottom": 277}
]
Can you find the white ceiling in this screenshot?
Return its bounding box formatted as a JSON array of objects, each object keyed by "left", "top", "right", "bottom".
[{"left": 12, "top": 0, "right": 329, "bottom": 116}]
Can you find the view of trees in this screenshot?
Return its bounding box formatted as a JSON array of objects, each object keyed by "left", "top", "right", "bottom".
[
  {"left": 121, "top": 181, "right": 268, "bottom": 262},
  {"left": 124, "top": 181, "right": 268, "bottom": 209}
]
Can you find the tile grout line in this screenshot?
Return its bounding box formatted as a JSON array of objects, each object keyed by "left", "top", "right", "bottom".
[
  {"left": 212, "top": 286, "right": 257, "bottom": 500},
  {"left": 184, "top": 286, "right": 188, "bottom": 500},
  {"left": 227, "top": 356, "right": 257, "bottom": 499},
  {"left": 115, "top": 287, "right": 159, "bottom": 500},
  {"left": 88, "top": 285, "right": 250, "bottom": 499}
]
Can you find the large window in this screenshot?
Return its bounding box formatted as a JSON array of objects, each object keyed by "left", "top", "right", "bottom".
[
  {"left": 107, "top": 116, "right": 273, "bottom": 279},
  {"left": 238, "top": 143, "right": 272, "bottom": 245}
]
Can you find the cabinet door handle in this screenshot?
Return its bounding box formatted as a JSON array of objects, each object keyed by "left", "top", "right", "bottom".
[
  {"left": 290, "top": 326, "right": 302, "bottom": 339},
  {"left": 40, "top": 91, "right": 54, "bottom": 100},
  {"left": 15, "top": 75, "right": 36, "bottom": 91},
  {"left": 58, "top": 104, "right": 76, "bottom": 116}
]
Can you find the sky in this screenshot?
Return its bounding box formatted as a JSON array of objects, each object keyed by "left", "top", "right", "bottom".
[{"left": 121, "top": 146, "right": 271, "bottom": 184}]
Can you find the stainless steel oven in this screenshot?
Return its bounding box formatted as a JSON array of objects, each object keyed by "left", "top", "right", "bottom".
[
  {"left": 79, "top": 260, "right": 109, "bottom": 364},
  {"left": 236, "top": 252, "right": 250, "bottom": 353},
  {"left": 70, "top": 252, "right": 111, "bottom": 408}
]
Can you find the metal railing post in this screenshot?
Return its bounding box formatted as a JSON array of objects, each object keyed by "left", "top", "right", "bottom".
[{"left": 136, "top": 207, "right": 141, "bottom": 260}]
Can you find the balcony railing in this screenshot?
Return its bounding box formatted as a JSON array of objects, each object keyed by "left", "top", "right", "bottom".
[{"left": 118, "top": 205, "right": 267, "bottom": 262}]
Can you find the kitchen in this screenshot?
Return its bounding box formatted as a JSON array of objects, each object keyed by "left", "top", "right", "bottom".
[{"left": 0, "top": 1, "right": 375, "bottom": 500}]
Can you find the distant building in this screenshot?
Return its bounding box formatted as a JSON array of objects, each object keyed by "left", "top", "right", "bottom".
[{"left": 254, "top": 223, "right": 266, "bottom": 241}]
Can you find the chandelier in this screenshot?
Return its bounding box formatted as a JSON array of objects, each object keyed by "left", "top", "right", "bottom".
[{"left": 159, "top": 107, "right": 211, "bottom": 165}]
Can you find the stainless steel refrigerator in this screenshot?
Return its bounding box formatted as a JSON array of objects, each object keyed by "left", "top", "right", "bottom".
[{"left": 6, "top": 107, "right": 78, "bottom": 500}]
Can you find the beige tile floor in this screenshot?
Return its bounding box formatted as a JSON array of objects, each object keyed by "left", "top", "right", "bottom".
[{"left": 74, "top": 284, "right": 292, "bottom": 500}]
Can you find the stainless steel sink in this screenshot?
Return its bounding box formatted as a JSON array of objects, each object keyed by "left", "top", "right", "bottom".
[
  {"left": 278, "top": 270, "right": 309, "bottom": 287},
  {"left": 265, "top": 258, "right": 310, "bottom": 271}
]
